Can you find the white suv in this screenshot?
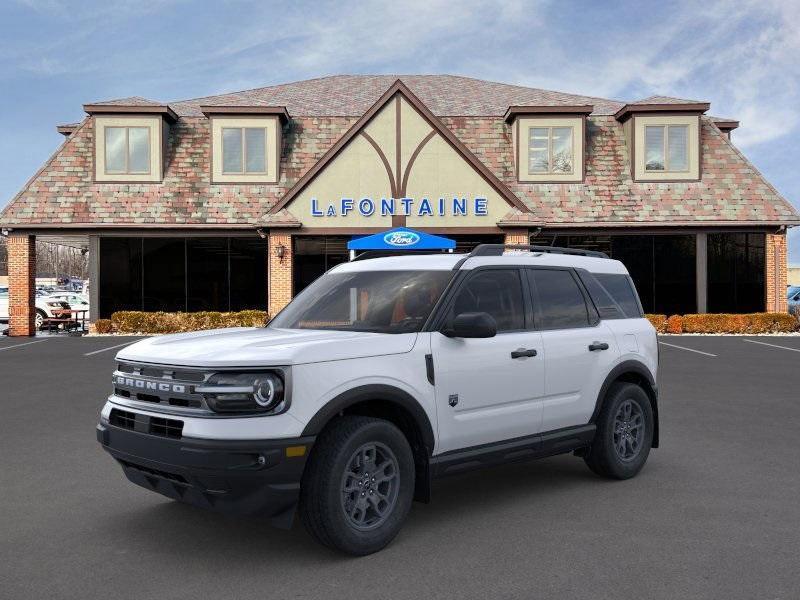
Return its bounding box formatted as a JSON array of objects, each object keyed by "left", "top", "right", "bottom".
[{"left": 97, "top": 244, "right": 659, "bottom": 555}]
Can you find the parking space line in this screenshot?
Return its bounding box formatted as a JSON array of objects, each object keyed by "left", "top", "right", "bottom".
[
  {"left": 84, "top": 341, "right": 138, "bottom": 356},
  {"left": 658, "top": 341, "right": 717, "bottom": 357},
  {"left": 742, "top": 338, "right": 800, "bottom": 353},
  {"left": 0, "top": 339, "right": 49, "bottom": 352}
]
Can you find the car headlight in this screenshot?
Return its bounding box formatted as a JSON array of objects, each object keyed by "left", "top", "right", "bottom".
[{"left": 196, "top": 372, "right": 286, "bottom": 414}]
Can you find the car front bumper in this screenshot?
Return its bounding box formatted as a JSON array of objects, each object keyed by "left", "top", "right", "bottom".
[{"left": 97, "top": 422, "right": 315, "bottom": 528}]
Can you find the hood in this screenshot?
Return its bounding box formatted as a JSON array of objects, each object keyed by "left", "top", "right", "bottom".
[{"left": 116, "top": 327, "right": 418, "bottom": 368}]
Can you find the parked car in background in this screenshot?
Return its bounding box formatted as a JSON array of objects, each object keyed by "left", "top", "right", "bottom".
[
  {"left": 46, "top": 292, "right": 90, "bottom": 320},
  {"left": 788, "top": 286, "right": 800, "bottom": 314},
  {"left": 0, "top": 288, "right": 71, "bottom": 328}
]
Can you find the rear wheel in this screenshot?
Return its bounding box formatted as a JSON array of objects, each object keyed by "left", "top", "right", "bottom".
[
  {"left": 299, "top": 416, "right": 414, "bottom": 555},
  {"left": 584, "top": 382, "right": 653, "bottom": 479}
]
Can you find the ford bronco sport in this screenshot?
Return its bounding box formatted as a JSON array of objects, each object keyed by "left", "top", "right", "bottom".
[{"left": 97, "top": 244, "right": 659, "bottom": 555}]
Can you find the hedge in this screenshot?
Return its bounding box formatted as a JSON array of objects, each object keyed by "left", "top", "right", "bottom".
[
  {"left": 645, "top": 312, "right": 797, "bottom": 334},
  {"left": 110, "top": 310, "right": 269, "bottom": 334}
]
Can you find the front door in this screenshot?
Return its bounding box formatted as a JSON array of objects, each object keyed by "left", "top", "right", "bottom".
[{"left": 431, "top": 268, "right": 545, "bottom": 453}]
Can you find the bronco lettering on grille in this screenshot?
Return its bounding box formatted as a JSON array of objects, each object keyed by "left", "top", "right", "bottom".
[{"left": 114, "top": 375, "right": 186, "bottom": 394}]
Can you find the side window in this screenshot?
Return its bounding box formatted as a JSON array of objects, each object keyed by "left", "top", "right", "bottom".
[
  {"left": 576, "top": 271, "right": 624, "bottom": 320},
  {"left": 450, "top": 269, "right": 525, "bottom": 332},
  {"left": 529, "top": 269, "right": 590, "bottom": 329},
  {"left": 594, "top": 273, "right": 643, "bottom": 318}
]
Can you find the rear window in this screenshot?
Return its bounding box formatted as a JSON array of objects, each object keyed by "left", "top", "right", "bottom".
[{"left": 594, "top": 273, "right": 643, "bottom": 318}]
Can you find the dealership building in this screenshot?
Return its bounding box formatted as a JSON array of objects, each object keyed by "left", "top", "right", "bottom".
[{"left": 1, "top": 74, "right": 797, "bottom": 335}]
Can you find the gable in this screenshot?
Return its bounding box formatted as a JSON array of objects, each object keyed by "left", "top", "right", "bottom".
[{"left": 274, "top": 83, "right": 527, "bottom": 228}]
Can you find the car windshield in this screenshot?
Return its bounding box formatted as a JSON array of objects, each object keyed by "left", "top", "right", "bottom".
[{"left": 270, "top": 270, "right": 453, "bottom": 333}]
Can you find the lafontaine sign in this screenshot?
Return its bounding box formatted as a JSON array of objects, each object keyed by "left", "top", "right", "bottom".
[{"left": 310, "top": 196, "right": 489, "bottom": 218}]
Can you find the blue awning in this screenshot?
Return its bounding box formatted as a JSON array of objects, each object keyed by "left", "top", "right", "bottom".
[{"left": 347, "top": 227, "right": 456, "bottom": 251}]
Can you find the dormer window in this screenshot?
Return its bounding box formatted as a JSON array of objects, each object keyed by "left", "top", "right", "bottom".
[
  {"left": 505, "top": 106, "right": 591, "bottom": 184},
  {"left": 84, "top": 101, "right": 175, "bottom": 183},
  {"left": 528, "top": 126, "right": 574, "bottom": 174},
  {"left": 105, "top": 126, "right": 151, "bottom": 174},
  {"left": 222, "top": 127, "right": 268, "bottom": 174},
  {"left": 644, "top": 124, "right": 688, "bottom": 172},
  {"left": 201, "top": 106, "right": 289, "bottom": 184}
]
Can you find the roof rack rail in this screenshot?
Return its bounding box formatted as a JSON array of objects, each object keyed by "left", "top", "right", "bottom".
[{"left": 468, "top": 244, "right": 609, "bottom": 258}]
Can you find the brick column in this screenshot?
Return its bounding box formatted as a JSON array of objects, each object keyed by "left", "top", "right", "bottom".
[
  {"left": 503, "top": 229, "right": 529, "bottom": 246},
  {"left": 8, "top": 234, "right": 36, "bottom": 336},
  {"left": 268, "top": 231, "right": 293, "bottom": 317},
  {"left": 765, "top": 232, "right": 788, "bottom": 312}
]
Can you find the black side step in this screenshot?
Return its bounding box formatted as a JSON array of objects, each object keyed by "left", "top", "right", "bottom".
[{"left": 429, "top": 424, "right": 596, "bottom": 478}]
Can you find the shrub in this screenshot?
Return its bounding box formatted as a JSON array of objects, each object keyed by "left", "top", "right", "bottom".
[
  {"left": 645, "top": 314, "right": 667, "bottom": 333},
  {"left": 680, "top": 313, "right": 797, "bottom": 334},
  {"left": 94, "top": 319, "right": 113, "bottom": 334},
  {"left": 665, "top": 315, "right": 683, "bottom": 334},
  {"left": 111, "top": 310, "right": 269, "bottom": 334}
]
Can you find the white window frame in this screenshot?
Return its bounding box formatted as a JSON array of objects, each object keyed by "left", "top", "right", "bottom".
[
  {"left": 104, "top": 126, "right": 152, "bottom": 175},
  {"left": 527, "top": 126, "right": 575, "bottom": 176},
  {"left": 221, "top": 127, "right": 269, "bottom": 175},
  {"left": 644, "top": 124, "right": 689, "bottom": 173}
]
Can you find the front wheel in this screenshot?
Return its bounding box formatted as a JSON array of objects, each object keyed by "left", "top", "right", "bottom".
[
  {"left": 35, "top": 309, "right": 46, "bottom": 330},
  {"left": 299, "top": 416, "right": 414, "bottom": 555},
  {"left": 584, "top": 382, "right": 653, "bottom": 479}
]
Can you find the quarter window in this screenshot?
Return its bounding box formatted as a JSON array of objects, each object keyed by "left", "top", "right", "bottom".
[
  {"left": 645, "top": 125, "right": 688, "bottom": 171},
  {"left": 222, "top": 127, "right": 267, "bottom": 174},
  {"left": 104, "top": 126, "right": 150, "bottom": 174},
  {"left": 450, "top": 270, "right": 525, "bottom": 332},
  {"left": 529, "top": 269, "right": 590, "bottom": 329},
  {"left": 528, "top": 126, "right": 573, "bottom": 174}
]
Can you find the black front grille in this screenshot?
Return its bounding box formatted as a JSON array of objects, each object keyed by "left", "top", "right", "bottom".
[
  {"left": 149, "top": 417, "right": 183, "bottom": 439},
  {"left": 109, "top": 409, "right": 136, "bottom": 430},
  {"left": 109, "top": 408, "right": 184, "bottom": 439}
]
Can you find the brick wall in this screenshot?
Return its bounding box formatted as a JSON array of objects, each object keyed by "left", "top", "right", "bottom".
[
  {"left": 503, "top": 229, "right": 529, "bottom": 246},
  {"left": 268, "top": 232, "right": 293, "bottom": 317},
  {"left": 765, "top": 233, "right": 788, "bottom": 313},
  {"left": 8, "top": 234, "right": 36, "bottom": 336}
]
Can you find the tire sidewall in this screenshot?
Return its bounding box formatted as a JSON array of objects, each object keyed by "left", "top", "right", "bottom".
[
  {"left": 318, "top": 419, "right": 414, "bottom": 554},
  {"left": 596, "top": 383, "right": 653, "bottom": 479}
]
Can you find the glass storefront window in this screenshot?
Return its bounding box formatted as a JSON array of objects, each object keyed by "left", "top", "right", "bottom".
[
  {"left": 530, "top": 233, "right": 696, "bottom": 314},
  {"left": 98, "top": 237, "right": 267, "bottom": 318},
  {"left": 708, "top": 233, "right": 765, "bottom": 313}
]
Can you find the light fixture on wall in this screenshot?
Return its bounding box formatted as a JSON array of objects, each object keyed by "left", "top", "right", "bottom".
[
  {"left": 0, "top": 228, "right": 9, "bottom": 236},
  {"left": 275, "top": 244, "right": 286, "bottom": 264},
  {"left": 256, "top": 228, "right": 267, "bottom": 239}
]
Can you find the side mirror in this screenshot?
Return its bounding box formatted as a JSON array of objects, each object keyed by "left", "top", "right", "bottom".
[{"left": 444, "top": 312, "right": 497, "bottom": 338}]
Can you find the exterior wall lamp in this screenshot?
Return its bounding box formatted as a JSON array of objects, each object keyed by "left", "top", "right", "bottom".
[{"left": 275, "top": 243, "right": 286, "bottom": 263}]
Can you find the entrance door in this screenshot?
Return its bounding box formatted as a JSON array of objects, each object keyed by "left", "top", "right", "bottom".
[{"left": 431, "top": 268, "right": 545, "bottom": 453}]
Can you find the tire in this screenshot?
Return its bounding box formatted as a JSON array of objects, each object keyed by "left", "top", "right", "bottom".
[
  {"left": 299, "top": 415, "right": 415, "bottom": 555},
  {"left": 35, "top": 309, "right": 46, "bottom": 330},
  {"left": 584, "top": 382, "right": 653, "bottom": 479}
]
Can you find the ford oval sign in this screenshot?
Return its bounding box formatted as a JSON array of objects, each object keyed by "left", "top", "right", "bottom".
[{"left": 383, "top": 231, "right": 420, "bottom": 247}]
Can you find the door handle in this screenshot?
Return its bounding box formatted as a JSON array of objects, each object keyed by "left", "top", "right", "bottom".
[
  {"left": 588, "top": 342, "right": 610, "bottom": 351},
  {"left": 511, "top": 348, "right": 538, "bottom": 359}
]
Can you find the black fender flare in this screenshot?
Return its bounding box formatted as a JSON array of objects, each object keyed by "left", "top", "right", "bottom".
[
  {"left": 591, "top": 360, "right": 659, "bottom": 448},
  {"left": 301, "top": 384, "right": 436, "bottom": 454}
]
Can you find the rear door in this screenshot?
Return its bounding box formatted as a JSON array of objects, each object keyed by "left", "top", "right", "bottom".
[
  {"left": 431, "top": 267, "right": 545, "bottom": 453},
  {"left": 528, "top": 268, "right": 620, "bottom": 432}
]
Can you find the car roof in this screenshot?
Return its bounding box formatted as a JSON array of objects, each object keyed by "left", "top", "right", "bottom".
[{"left": 331, "top": 251, "right": 629, "bottom": 275}]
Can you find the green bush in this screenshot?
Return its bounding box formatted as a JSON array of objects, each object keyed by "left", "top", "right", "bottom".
[{"left": 111, "top": 310, "right": 269, "bottom": 334}]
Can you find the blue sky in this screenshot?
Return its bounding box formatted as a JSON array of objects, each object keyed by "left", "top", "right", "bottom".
[{"left": 1, "top": 0, "right": 798, "bottom": 259}]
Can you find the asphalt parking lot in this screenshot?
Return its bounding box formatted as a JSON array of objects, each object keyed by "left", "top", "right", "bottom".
[{"left": 2, "top": 335, "right": 799, "bottom": 600}]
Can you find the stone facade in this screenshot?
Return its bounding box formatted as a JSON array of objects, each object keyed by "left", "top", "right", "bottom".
[{"left": 7, "top": 234, "right": 36, "bottom": 336}]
